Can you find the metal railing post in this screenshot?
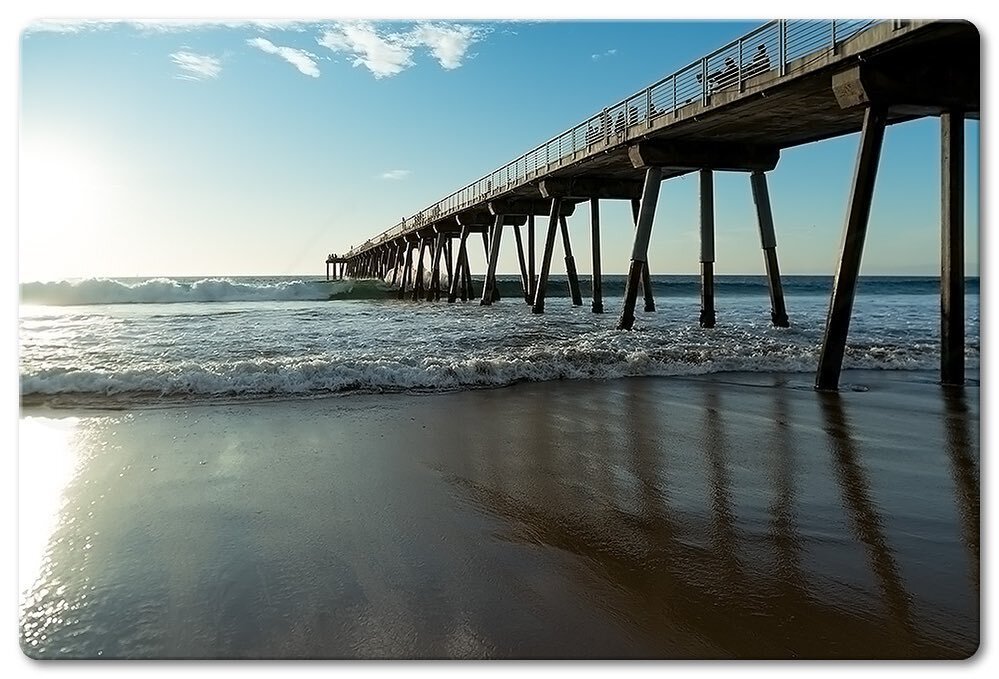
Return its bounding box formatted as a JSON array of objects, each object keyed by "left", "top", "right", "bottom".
[
  {"left": 646, "top": 88, "right": 653, "bottom": 127},
  {"left": 672, "top": 76, "right": 677, "bottom": 116},
  {"left": 701, "top": 57, "right": 709, "bottom": 104},
  {"left": 779, "top": 20, "right": 787, "bottom": 75},
  {"left": 738, "top": 38, "right": 744, "bottom": 90},
  {"left": 831, "top": 19, "right": 837, "bottom": 53}
]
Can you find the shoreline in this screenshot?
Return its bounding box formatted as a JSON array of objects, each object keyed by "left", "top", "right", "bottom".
[
  {"left": 18, "top": 366, "right": 982, "bottom": 412},
  {"left": 19, "top": 369, "right": 979, "bottom": 658}
]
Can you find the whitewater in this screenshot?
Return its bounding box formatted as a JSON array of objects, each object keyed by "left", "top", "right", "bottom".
[{"left": 19, "top": 274, "right": 979, "bottom": 406}]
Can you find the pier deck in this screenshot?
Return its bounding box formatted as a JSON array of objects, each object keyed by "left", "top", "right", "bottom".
[{"left": 333, "top": 19, "right": 979, "bottom": 390}]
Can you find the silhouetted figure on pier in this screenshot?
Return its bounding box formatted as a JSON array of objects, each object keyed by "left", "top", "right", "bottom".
[
  {"left": 718, "top": 57, "right": 738, "bottom": 89},
  {"left": 748, "top": 44, "right": 771, "bottom": 78}
]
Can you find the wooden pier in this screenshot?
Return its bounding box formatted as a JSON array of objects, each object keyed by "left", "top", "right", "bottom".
[{"left": 332, "top": 20, "right": 979, "bottom": 390}]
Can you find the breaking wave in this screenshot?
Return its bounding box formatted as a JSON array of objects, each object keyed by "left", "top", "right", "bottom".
[
  {"left": 20, "top": 275, "right": 978, "bottom": 307},
  {"left": 20, "top": 277, "right": 396, "bottom": 306},
  {"left": 20, "top": 338, "right": 978, "bottom": 407}
]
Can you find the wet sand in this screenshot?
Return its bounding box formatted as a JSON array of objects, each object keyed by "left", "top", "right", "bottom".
[{"left": 18, "top": 370, "right": 979, "bottom": 659}]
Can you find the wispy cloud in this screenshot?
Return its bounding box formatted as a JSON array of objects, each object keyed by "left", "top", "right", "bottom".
[
  {"left": 169, "top": 51, "right": 222, "bottom": 80},
  {"left": 408, "top": 23, "right": 482, "bottom": 70},
  {"left": 247, "top": 37, "right": 320, "bottom": 77},
  {"left": 591, "top": 48, "right": 617, "bottom": 61},
  {"left": 28, "top": 19, "right": 490, "bottom": 81},
  {"left": 25, "top": 18, "right": 312, "bottom": 34},
  {"left": 380, "top": 169, "right": 411, "bottom": 180},
  {"left": 318, "top": 21, "right": 487, "bottom": 78},
  {"left": 318, "top": 22, "right": 413, "bottom": 78}
]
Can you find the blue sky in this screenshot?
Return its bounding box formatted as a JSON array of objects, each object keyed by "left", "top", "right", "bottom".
[{"left": 18, "top": 17, "right": 980, "bottom": 281}]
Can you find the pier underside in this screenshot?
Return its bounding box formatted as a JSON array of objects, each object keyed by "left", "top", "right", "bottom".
[{"left": 336, "top": 20, "right": 978, "bottom": 390}]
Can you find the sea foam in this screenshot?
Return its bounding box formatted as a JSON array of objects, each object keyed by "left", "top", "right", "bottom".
[{"left": 20, "top": 277, "right": 395, "bottom": 306}]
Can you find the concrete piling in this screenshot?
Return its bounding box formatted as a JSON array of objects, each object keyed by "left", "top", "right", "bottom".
[
  {"left": 618, "top": 167, "right": 663, "bottom": 330},
  {"left": 399, "top": 242, "right": 414, "bottom": 300},
  {"left": 699, "top": 169, "right": 716, "bottom": 328},
  {"left": 590, "top": 198, "right": 603, "bottom": 313},
  {"left": 513, "top": 224, "right": 530, "bottom": 303},
  {"left": 532, "top": 198, "right": 563, "bottom": 314},
  {"left": 559, "top": 216, "right": 584, "bottom": 307},
  {"left": 528, "top": 214, "right": 537, "bottom": 302},
  {"left": 630, "top": 199, "right": 656, "bottom": 312},
  {"left": 750, "top": 170, "right": 789, "bottom": 328},
  {"left": 815, "top": 105, "right": 888, "bottom": 391},
  {"left": 481, "top": 214, "right": 505, "bottom": 305},
  {"left": 449, "top": 226, "right": 471, "bottom": 303},
  {"left": 430, "top": 232, "right": 445, "bottom": 301},
  {"left": 941, "top": 110, "right": 965, "bottom": 386},
  {"left": 412, "top": 237, "right": 427, "bottom": 301}
]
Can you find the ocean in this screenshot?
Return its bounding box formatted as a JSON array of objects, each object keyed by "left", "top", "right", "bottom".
[
  {"left": 17, "top": 273, "right": 981, "bottom": 658},
  {"left": 19, "top": 273, "right": 980, "bottom": 406}
]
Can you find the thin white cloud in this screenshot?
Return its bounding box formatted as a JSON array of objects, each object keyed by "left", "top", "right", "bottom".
[
  {"left": 247, "top": 37, "right": 320, "bottom": 77},
  {"left": 318, "top": 21, "right": 487, "bottom": 78},
  {"left": 25, "top": 19, "right": 313, "bottom": 34},
  {"left": 169, "top": 51, "right": 222, "bottom": 80},
  {"left": 381, "top": 170, "right": 411, "bottom": 180},
  {"left": 591, "top": 48, "right": 618, "bottom": 60},
  {"left": 407, "top": 22, "right": 482, "bottom": 70},
  {"left": 318, "top": 22, "right": 413, "bottom": 78}
]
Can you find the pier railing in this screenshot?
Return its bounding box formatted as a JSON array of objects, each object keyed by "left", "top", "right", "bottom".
[{"left": 346, "top": 19, "right": 882, "bottom": 257}]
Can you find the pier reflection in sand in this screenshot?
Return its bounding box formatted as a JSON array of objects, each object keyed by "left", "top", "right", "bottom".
[
  {"left": 429, "top": 375, "right": 978, "bottom": 658},
  {"left": 19, "top": 372, "right": 978, "bottom": 658}
]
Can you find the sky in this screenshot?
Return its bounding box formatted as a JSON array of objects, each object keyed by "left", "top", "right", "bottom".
[{"left": 17, "top": 15, "right": 982, "bottom": 281}]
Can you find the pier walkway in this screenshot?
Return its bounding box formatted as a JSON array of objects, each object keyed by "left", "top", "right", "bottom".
[{"left": 333, "top": 19, "right": 979, "bottom": 390}]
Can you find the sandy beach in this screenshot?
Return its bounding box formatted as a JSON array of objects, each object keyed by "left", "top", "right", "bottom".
[{"left": 18, "top": 370, "right": 979, "bottom": 659}]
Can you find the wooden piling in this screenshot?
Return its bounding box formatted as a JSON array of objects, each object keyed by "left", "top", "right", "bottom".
[
  {"left": 326, "top": 261, "right": 330, "bottom": 281},
  {"left": 630, "top": 199, "right": 656, "bottom": 312},
  {"left": 815, "top": 105, "right": 888, "bottom": 391},
  {"left": 532, "top": 198, "right": 563, "bottom": 314},
  {"left": 700, "top": 169, "right": 717, "bottom": 327},
  {"left": 559, "top": 216, "right": 584, "bottom": 307},
  {"left": 941, "top": 110, "right": 965, "bottom": 386},
  {"left": 481, "top": 214, "right": 505, "bottom": 305},
  {"left": 750, "top": 170, "right": 789, "bottom": 327},
  {"left": 618, "top": 168, "right": 663, "bottom": 330},
  {"left": 590, "top": 198, "right": 603, "bottom": 313}
]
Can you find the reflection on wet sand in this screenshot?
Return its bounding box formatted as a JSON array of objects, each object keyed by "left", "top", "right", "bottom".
[
  {"left": 448, "top": 379, "right": 977, "bottom": 658},
  {"left": 943, "top": 388, "right": 980, "bottom": 594},
  {"left": 817, "top": 392, "right": 916, "bottom": 652},
  {"left": 20, "top": 374, "right": 979, "bottom": 659}
]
